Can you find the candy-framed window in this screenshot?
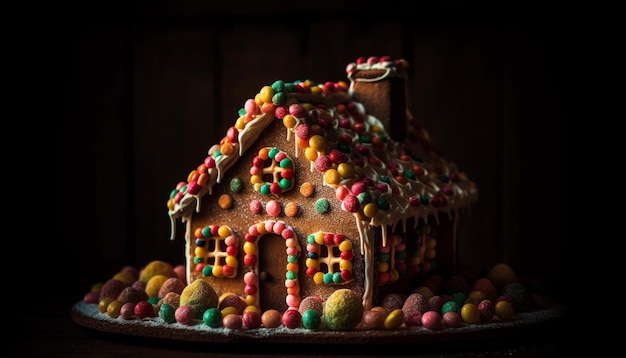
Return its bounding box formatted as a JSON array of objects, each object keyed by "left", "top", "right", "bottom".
[
  {"left": 192, "top": 225, "right": 239, "bottom": 279},
  {"left": 305, "top": 231, "right": 354, "bottom": 285},
  {"left": 250, "top": 147, "right": 295, "bottom": 196}
]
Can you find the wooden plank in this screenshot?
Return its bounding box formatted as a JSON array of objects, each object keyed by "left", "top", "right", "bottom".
[
  {"left": 132, "top": 25, "right": 217, "bottom": 267},
  {"left": 57, "top": 24, "right": 129, "bottom": 288},
  {"left": 407, "top": 25, "right": 501, "bottom": 272}
]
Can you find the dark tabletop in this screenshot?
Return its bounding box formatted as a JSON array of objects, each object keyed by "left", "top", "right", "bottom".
[{"left": 12, "top": 294, "right": 571, "bottom": 357}]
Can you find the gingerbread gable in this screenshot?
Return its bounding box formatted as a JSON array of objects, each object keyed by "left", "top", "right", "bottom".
[{"left": 167, "top": 56, "right": 478, "bottom": 312}]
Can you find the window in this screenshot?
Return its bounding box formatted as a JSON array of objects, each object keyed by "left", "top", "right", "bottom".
[
  {"left": 305, "top": 231, "right": 354, "bottom": 285},
  {"left": 250, "top": 147, "right": 295, "bottom": 196},
  {"left": 193, "top": 225, "right": 239, "bottom": 278}
]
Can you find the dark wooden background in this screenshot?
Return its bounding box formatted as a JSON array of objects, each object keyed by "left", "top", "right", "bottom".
[{"left": 47, "top": 1, "right": 570, "bottom": 316}]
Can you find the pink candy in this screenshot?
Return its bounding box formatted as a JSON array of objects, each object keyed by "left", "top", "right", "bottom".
[
  {"left": 250, "top": 200, "right": 263, "bottom": 214},
  {"left": 244, "top": 99, "right": 258, "bottom": 115},
  {"left": 289, "top": 103, "right": 305, "bottom": 118},
  {"left": 442, "top": 311, "right": 463, "bottom": 327},
  {"left": 421, "top": 311, "right": 444, "bottom": 330},
  {"left": 341, "top": 194, "right": 360, "bottom": 212},
  {"left": 266, "top": 200, "right": 281, "bottom": 217},
  {"left": 295, "top": 123, "right": 310, "bottom": 140}
]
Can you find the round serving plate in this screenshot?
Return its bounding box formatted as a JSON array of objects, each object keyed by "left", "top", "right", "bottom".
[{"left": 71, "top": 301, "right": 565, "bottom": 345}]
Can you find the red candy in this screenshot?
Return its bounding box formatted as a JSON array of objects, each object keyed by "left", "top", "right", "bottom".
[
  {"left": 242, "top": 311, "right": 262, "bottom": 329},
  {"left": 404, "top": 311, "right": 423, "bottom": 327},
  {"left": 314, "top": 155, "right": 333, "bottom": 172},
  {"left": 281, "top": 309, "right": 302, "bottom": 329},
  {"left": 134, "top": 301, "right": 155, "bottom": 319},
  {"left": 477, "top": 299, "right": 495, "bottom": 322}
]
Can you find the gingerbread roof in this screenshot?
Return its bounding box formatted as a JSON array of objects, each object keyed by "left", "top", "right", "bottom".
[{"left": 167, "top": 56, "right": 478, "bottom": 246}]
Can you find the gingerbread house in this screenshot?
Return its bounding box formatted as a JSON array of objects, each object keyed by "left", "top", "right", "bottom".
[{"left": 167, "top": 56, "right": 478, "bottom": 313}]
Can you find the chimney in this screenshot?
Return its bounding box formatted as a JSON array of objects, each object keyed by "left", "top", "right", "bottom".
[{"left": 347, "top": 56, "right": 409, "bottom": 142}]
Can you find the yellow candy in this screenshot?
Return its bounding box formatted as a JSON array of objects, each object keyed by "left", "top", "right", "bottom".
[
  {"left": 235, "top": 116, "right": 246, "bottom": 129},
  {"left": 309, "top": 135, "right": 326, "bottom": 152},
  {"left": 323, "top": 169, "right": 341, "bottom": 185},
  {"left": 313, "top": 272, "right": 325, "bottom": 284},
  {"left": 217, "top": 225, "right": 231, "bottom": 237},
  {"left": 305, "top": 258, "right": 319, "bottom": 268},
  {"left": 225, "top": 255, "right": 238, "bottom": 268},
  {"left": 337, "top": 163, "right": 354, "bottom": 179},
  {"left": 243, "top": 241, "right": 256, "bottom": 255},
  {"left": 145, "top": 274, "right": 169, "bottom": 298},
  {"left": 221, "top": 306, "right": 239, "bottom": 317},
  {"left": 363, "top": 202, "right": 379, "bottom": 218},
  {"left": 98, "top": 297, "right": 114, "bottom": 313},
  {"left": 282, "top": 114, "right": 296, "bottom": 129},
  {"left": 495, "top": 300, "right": 514, "bottom": 321},
  {"left": 314, "top": 232, "right": 325, "bottom": 244},
  {"left": 383, "top": 309, "right": 404, "bottom": 329},
  {"left": 194, "top": 246, "right": 207, "bottom": 257},
  {"left": 243, "top": 305, "right": 260, "bottom": 314},
  {"left": 461, "top": 303, "right": 480, "bottom": 324},
  {"left": 212, "top": 265, "right": 223, "bottom": 277},
  {"left": 258, "top": 86, "right": 274, "bottom": 103},
  {"left": 338, "top": 240, "right": 352, "bottom": 251},
  {"left": 305, "top": 147, "right": 318, "bottom": 162},
  {"left": 245, "top": 295, "right": 256, "bottom": 306},
  {"left": 339, "top": 260, "right": 352, "bottom": 270},
  {"left": 106, "top": 300, "right": 123, "bottom": 318}
]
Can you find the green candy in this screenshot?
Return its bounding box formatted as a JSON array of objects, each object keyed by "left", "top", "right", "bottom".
[
  {"left": 302, "top": 309, "right": 321, "bottom": 330},
  {"left": 159, "top": 303, "right": 176, "bottom": 324},
  {"left": 203, "top": 307, "right": 222, "bottom": 328}
]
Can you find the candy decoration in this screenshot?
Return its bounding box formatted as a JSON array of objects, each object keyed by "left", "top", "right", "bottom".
[
  {"left": 194, "top": 225, "right": 239, "bottom": 278},
  {"left": 243, "top": 221, "right": 301, "bottom": 311},
  {"left": 305, "top": 231, "right": 353, "bottom": 285},
  {"left": 250, "top": 147, "right": 295, "bottom": 196}
]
